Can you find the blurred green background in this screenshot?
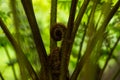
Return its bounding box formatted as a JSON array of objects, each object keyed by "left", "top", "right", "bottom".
[{"left": 0, "top": 0, "right": 120, "bottom": 80}]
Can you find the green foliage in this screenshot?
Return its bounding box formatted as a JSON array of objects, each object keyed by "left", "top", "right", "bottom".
[{"left": 0, "top": 0, "right": 120, "bottom": 80}]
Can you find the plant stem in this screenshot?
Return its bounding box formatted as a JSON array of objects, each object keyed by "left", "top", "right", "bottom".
[
  {"left": 9, "top": 0, "right": 28, "bottom": 79},
  {"left": 21, "top": 0, "right": 50, "bottom": 79},
  {"left": 71, "top": 0, "right": 120, "bottom": 79},
  {"left": 0, "top": 18, "right": 39, "bottom": 80},
  {"left": 60, "top": 0, "right": 78, "bottom": 79},
  {"left": 72, "top": 0, "right": 90, "bottom": 39},
  {"left": 4, "top": 46, "right": 17, "bottom": 80},
  {"left": 77, "top": 23, "right": 87, "bottom": 63},
  {"left": 50, "top": 0, "right": 57, "bottom": 52},
  {"left": 98, "top": 36, "right": 120, "bottom": 80}
]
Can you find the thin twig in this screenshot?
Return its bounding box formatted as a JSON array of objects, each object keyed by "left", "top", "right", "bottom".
[
  {"left": 98, "top": 36, "right": 120, "bottom": 80},
  {"left": 95, "top": 12, "right": 102, "bottom": 30},
  {"left": 70, "top": 0, "right": 120, "bottom": 80},
  {"left": 71, "top": 0, "right": 98, "bottom": 79},
  {"left": 10, "top": 1, "right": 27, "bottom": 79},
  {"left": 76, "top": 0, "right": 99, "bottom": 62},
  {"left": 4, "top": 46, "right": 17, "bottom": 80},
  {"left": 77, "top": 23, "right": 87, "bottom": 63},
  {"left": 0, "top": 18, "right": 39, "bottom": 80},
  {"left": 97, "top": 0, "right": 120, "bottom": 34},
  {"left": 70, "top": 0, "right": 90, "bottom": 68},
  {"left": 72, "top": 0, "right": 90, "bottom": 39}
]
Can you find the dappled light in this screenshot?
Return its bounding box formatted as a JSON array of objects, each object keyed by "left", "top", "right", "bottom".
[{"left": 0, "top": 0, "right": 120, "bottom": 80}]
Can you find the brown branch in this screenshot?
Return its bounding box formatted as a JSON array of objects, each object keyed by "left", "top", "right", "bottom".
[
  {"left": 76, "top": 0, "right": 98, "bottom": 63},
  {"left": 72, "top": 0, "right": 90, "bottom": 39},
  {"left": 20, "top": 0, "right": 50, "bottom": 79},
  {"left": 59, "top": 0, "right": 78, "bottom": 79},
  {"left": 98, "top": 36, "right": 120, "bottom": 80},
  {"left": 50, "top": 0, "right": 57, "bottom": 52},
  {"left": 97, "top": 0, "right": 120, "bottom": 34},
  {"left": 10, "top": 0, "right": 20, "bottom": 41},
  {"left": 70, "top": 0, "right": 98, "bottom": 79},
  {"left": 0, "top": 18, "right": 39, "bottom": 80},
  {"left": 71, "top": 0, "right": 90, "bottom": 67},
  {"left": 77, "top": 0, "right": 98, "bottom": 63},
  {"left": 9, "top": 1, "right": 27, "bottom": 79},
  {"left": 70, "top": 0, "right": 120, "bottom": 80}
]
